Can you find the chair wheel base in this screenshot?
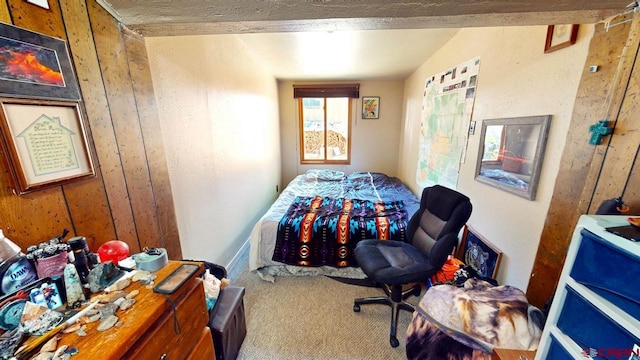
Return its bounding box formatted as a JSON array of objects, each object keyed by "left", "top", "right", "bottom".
[
  {"left": 390, "top": 336, "right": 399, "bottom": 347},
  {"left": 353, "top": 304, "right": 360, "bottom": 312}
]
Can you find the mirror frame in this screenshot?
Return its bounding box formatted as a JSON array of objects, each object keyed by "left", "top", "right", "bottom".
[{"left": 474, "top": 115, "right": 551, "bottom": 200}]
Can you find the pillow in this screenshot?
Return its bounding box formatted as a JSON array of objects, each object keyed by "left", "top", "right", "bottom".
[{"left": 305, "top": 169, "right": 345, "bottom": 181}]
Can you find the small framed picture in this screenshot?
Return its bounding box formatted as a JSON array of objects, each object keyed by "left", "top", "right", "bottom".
[
  {"left": 0, "top": 97, "right": 95, "bottom": 194},
  {"left": 456, "top": 225, "right": 503, "bottom": 279},
  {"left": 544, "top": 24, "right": 579, "bottom": 53},
  {"left": 30, "top": 282, "right": 63, "bottom": 309},
  {"left": 362, "top": 96, "right": 380, "bottom": 119},
  {"left": 0, "top": 22, "right": 80, "bottom": 101}
]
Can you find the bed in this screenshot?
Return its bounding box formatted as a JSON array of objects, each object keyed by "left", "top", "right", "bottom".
[{"left": 249, "top": 170, "right": 420, "bottom": 281}]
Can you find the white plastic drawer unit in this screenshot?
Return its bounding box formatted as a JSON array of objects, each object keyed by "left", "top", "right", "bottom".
[
  {"left": 536, "top": 215, "right": 640, "bottom": 360},
  {"left": 570, "top": 229, "right": 640, "bottom": 319}
]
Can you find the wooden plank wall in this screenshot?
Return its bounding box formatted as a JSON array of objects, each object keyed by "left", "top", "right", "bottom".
[
  {"left": 589, "top": 14, "right": 640, "bottom": 213},
  {"left": 527, "top": 12, "right": 639, "bottom": 308},
  {"left": 0, "top": 0, "right": 182, "bottom": 259}
]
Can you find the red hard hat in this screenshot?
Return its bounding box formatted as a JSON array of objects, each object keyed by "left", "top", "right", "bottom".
[{"left": 97, "top": 240, "right": 130, "bottom": 265}]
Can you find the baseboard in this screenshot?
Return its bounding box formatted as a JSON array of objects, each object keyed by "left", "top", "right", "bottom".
[{"left": 226, "top": 238, "right": 249, "bottom": 274}]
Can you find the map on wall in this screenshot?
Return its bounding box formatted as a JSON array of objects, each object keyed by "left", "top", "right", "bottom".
[{"left": 417, "top": 57, "right": 480, "bottom": 189}]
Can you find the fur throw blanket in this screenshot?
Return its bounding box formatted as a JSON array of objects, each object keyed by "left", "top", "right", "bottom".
[{"left": 407, "top": 279, "right": 544, "bottom": 359}]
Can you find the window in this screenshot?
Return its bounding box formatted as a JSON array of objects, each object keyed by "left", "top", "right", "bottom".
[
  {"left": 298, "top": 97, "right": 352, "bottom": 164},
  {"left": 293, "top": 83, "right": 359, "bottom": 165}
]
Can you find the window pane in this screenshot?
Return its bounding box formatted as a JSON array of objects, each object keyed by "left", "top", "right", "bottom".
[
  {"left": 326, "top": 98, "right": 349, "bottom": 161},
  {"left": 482, "top": 125, "right": 503, "bottom": 161},
  {"left": 299, "top": 97, "right": 350, "bottom": 164},
  {"left": 302, "top": 98, "right": 325, "bottom": 160}
]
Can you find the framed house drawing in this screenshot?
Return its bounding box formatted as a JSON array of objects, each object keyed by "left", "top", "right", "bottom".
[{"left": 0, "top": 98, "right": 95, "bottom": 194}]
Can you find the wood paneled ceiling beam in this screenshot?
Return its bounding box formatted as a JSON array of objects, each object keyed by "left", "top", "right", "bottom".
[{"left": 97, "top": 0, "right": 633, "bottom": 37}]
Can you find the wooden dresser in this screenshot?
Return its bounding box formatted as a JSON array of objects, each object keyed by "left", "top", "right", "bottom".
[
  {"left": 492, "top": 348, "right": 536, "bottom": 360},
  {"left": 55, "top": 261, "right": 214, "bottom": 359}
]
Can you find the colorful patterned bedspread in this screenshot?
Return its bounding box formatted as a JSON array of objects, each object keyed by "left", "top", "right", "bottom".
[{"left": 272, "top": 195, "right": 409, "bottom": 267}]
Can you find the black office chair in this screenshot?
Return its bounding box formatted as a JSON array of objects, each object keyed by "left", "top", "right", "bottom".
[{"left": 353, "top": 185, "right": 472, "bottom": 347}]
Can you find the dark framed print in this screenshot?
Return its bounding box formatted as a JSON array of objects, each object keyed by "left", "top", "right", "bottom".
[
  {"left": 362, "top": 96, "right": 380, "bottom": 119},
  {"left": 0, "top": 97, "right": 95, "bottom": 194},
  {"left": 456, "top": 225, "right": 503, "bottom": 279},
  {"left": 544, "top": 24, "right": 579, "bottom": 53},
  {"left": 0, "top": 22, "right": 80, "bottom": 101}
]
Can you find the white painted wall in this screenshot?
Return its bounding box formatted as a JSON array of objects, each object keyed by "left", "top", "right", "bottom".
[
  {"left": 141, "top": 25, "right": 593, "bottom": 289},
  {"left": 399, "top": 25, "right": 594, "bottom": 290},
  {"left": 145, "top": 35, "right": 281, "bottom": 267},
  {"left": 279, "top": 80, "right": 407, "bottom": 186}
]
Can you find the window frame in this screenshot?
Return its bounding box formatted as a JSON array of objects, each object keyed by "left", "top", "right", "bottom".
[{"left": 298, "top": 97, "right": 352, "bottom": 165}]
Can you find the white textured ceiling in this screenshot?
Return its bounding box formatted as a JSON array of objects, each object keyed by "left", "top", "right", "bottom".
[
  {"left": 98, "top": 0, "right": 633, "bottom": 80},
  {"left": 233, "top": 28, "right": 459, "bottom": 80}
]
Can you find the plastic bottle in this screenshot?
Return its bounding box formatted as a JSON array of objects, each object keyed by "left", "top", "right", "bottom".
[{"left": 0, "top": 229, "right": 38, "bottom": 295}]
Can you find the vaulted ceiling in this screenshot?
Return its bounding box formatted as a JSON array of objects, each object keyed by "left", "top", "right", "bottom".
[{"left": 98, "top": 0, "right": 634, "bottom": 79}]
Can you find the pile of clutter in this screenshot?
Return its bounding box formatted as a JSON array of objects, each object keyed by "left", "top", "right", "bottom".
[
  {"left": 202, "top": 269, "right": 229, "bottom": 310},
  {"left": 0, "top": 229, "right": 229, "bottom": 360}
]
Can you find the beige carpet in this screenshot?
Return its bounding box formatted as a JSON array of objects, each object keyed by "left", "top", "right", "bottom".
[{"left": 227, "top": 247, "right": 423, "bottom": 360}]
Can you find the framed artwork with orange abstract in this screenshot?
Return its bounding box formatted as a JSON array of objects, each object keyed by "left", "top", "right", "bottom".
[{"left": 0, "top": 22, "right": 80, "bottom": 101}]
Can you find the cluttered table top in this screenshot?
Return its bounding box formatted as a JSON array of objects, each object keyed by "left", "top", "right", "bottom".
[{"left": 1, "top": 259, "right": 207, "bottom": 359}]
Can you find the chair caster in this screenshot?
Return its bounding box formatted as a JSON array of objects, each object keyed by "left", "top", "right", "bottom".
[
  {"left": 412, "top": 285, "right": 421, "bottom": 297},
  {"left": 390, "top": 336, "right": 399, "bottom": 348},
  {"left": 353, "top": 304, "right": 360, "bottom": 312}
]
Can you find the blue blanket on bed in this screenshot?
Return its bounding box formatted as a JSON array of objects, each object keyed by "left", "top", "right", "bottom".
[{"left": 272, "top": 196, "right": 409, "bottom": 267}]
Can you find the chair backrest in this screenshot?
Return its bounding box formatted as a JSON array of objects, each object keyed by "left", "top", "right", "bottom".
[{"left": 407, "top": 185, "right": 472, "bottom": 269}]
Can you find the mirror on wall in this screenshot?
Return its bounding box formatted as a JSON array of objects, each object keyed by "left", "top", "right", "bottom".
[{"left": 474, "top": 115, "right": 551, "bottom": 200}]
